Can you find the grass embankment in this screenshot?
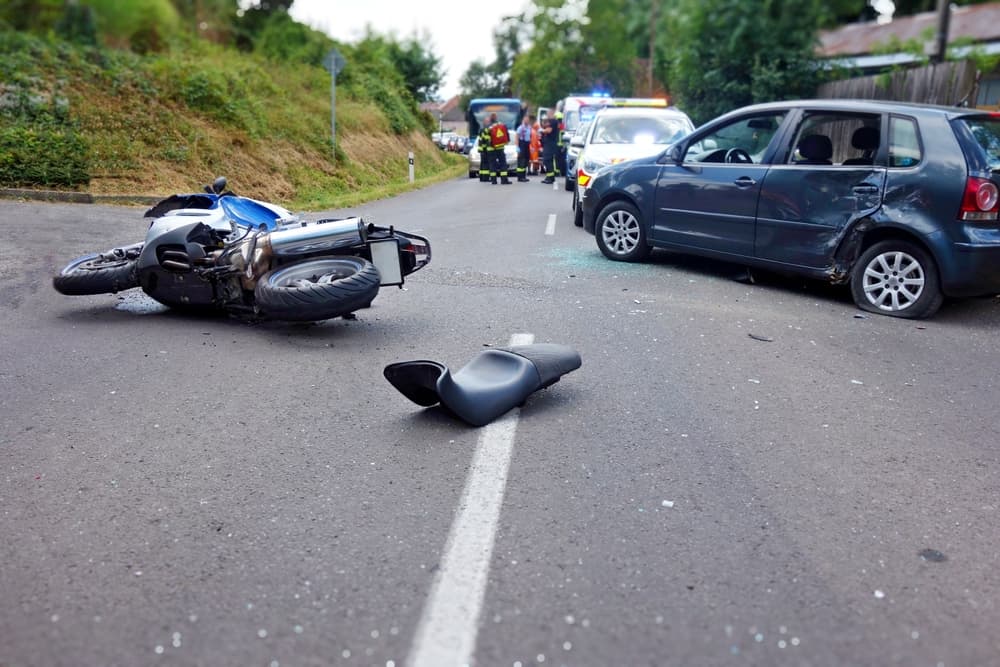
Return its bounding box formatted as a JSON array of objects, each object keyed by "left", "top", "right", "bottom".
[{"left": 0, "top": 31, "right": 465, "bottom": 210}]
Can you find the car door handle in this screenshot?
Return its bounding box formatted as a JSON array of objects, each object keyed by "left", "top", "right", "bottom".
[
  {"left": 734, "top": 176, "right": 756, "bottom": 188},
  {"left": 852, "top": 184, "right": 879, "bottom": 194}
]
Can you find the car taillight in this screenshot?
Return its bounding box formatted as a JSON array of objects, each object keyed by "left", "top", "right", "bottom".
[{"left": 959, "top": 177, "right": 999, "bottom": 221}]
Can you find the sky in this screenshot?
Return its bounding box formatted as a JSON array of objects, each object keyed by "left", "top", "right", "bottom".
[{"left": 288, "top": 0, "right": 528, "bottom": 101}]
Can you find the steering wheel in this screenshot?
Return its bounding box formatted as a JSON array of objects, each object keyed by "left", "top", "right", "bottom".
[{"left": 725, "top": 148, "right": 753, "bottom": 164}]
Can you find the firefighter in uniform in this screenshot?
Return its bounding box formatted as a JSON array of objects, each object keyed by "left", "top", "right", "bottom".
[
  {"left": 477, "top": 121, "right": 491, "bottom": 182},
  {"left": 555, "top": 111, "right": 567, "bottom": 179},
  {"left": 487, "top": 112, "right": 512, "bottom": 185},
  {"left": 540, "top": 110, "right": 560, "bottom": 184},
  {"left": 515, "top": 114, "right": 533, "bottom": 182}
]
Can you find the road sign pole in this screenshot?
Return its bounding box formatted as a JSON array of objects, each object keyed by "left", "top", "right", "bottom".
[
  {"left": 331, "top": 69, "right": 337, "bottom": 165},
  {"left": 325, "top": 49, "right": 346, "bottom": 166}
]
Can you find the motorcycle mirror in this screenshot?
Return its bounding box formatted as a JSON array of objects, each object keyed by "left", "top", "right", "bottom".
[{"left": 212, "top": 176, "right": 227, "bottom": 194}]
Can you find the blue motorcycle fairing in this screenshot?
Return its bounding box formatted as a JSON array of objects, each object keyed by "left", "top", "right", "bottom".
[
  {"left": 219, "top": 196, "right": 285, "bottom": 230},
  {"left": 144, "top": 193, "right": 287, "bottom": 232}
]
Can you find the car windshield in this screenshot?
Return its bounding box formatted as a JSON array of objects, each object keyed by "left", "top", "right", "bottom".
[
  {"left": 959, "top": 117, "right": 1000, "bottom": 171},
  {"left": 590, "top": 115, "right": 691, "bottom": 145}
]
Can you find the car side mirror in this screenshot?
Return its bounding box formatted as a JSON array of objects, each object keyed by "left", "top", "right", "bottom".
[
  {"left": 665, "top": 144, "right": 683, "bottom": 164},
  {"left": 570, "top": 135, "right": 585, "bottom": 148}
]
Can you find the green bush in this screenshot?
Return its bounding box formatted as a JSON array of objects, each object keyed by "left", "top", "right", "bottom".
[{"left": 0, "top": 124, "right": 89, "bottom": 187}]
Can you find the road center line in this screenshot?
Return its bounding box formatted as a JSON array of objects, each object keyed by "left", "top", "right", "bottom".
[
  {"left": 545, "top": 213, "right": 557, "bottom": 236},
  {"left": 406, "top": 332, "right": 535, "bottom": 667}
]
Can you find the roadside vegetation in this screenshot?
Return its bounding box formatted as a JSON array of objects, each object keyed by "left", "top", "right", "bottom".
[
  {"left": 0, "top": 1, "right": 463, "bottom": 209},
  {"left": 460, "top": 0, "right": 996, "bottom": 124}
]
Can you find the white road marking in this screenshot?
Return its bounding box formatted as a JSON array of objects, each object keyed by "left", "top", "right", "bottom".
[
  {"left": 406, "top": 332, "right": 535, "bottom": 667},
  {"left": 552, "top": 178, "right": 559, "bottom": 191},
  {"left": 545, "top": 213, "right": 557, "bottom": 236}
]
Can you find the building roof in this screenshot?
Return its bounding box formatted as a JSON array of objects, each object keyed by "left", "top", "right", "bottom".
[{"left": 818, "top": 2, "right": 1000, "bottom": 57}]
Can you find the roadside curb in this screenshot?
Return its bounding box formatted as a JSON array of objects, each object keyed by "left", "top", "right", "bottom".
[{"left": 0, "top": 188, "right": 161, "bottom": 205}]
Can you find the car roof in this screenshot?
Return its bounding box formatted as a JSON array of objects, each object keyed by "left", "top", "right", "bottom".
[
  {"left": 592, "top": 107, "right": 693, "bottom": 120},
  {"left": 726, "top": 98, "right": 987, "bottom": 120}
]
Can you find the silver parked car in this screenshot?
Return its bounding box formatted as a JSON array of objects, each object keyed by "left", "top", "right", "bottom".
[{"left": 468, "top": 136, "right": 518, "bottom": 179}]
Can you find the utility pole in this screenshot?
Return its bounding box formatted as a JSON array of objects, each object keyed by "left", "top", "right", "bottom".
[
  {"left": 648, "top": 0, "right": 660, "bottom": 96},
  {"left": 932, "top": 0, "right": 951, "bottom": 64}
]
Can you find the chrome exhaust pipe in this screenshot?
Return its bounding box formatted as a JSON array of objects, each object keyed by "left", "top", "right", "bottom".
[{"left": 265, "top": 217, "right": 366, "bottom": 257}]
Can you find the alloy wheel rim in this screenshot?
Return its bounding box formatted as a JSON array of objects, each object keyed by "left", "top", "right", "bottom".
[
  {"left": 601, "top": 210, "right": 640, "bottom": 255},
  {"left": 81, "top": 257, "right": 130, "bottom": 270},
  {"left": 861, "top": 250, "right": 925, "bottom": 311},
  {"left": 272, "top": 260, "right": 357, "bottom": 288}
]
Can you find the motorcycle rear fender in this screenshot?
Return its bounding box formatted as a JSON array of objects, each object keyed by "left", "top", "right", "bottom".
[{"left": 363, "top": 225, "right": 432, "bottom": 281}]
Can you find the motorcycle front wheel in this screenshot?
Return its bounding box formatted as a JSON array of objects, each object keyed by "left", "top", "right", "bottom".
[
  {"left": 53, "top": 252, "right": 139, "bottom": 295},
  {"left": 255, "top": 256, "right": 380, "bottom": 322}
]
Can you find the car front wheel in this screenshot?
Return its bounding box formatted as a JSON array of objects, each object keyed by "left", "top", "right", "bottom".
[
  {"left": 595, "top": 201, "right": 650, "bottom": 262},
  {"left": 849, "top": 240, "right": 943, "bottom": 319}
]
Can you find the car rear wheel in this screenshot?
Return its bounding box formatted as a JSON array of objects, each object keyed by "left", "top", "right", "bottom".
[
  {"left": 595, "top": 201, "right": 650, "bottom": 262},
  {"left": 849, "top": 240, "right": 943, "bottom": 319}
]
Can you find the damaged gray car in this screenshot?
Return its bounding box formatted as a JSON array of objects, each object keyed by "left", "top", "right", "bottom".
[{"left": 581, "top": 99, "right": 1000, "bottom": 318}]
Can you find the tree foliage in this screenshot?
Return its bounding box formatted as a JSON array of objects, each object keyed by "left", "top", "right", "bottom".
[
  {"left": 667, "top": 0, "right": 829, "bottom": 124},
  {"left": 505, "top": 0, "right": 633, "bottom": 107},
  {"left": 355, "top": 30, "right": 445, "bottom": 103}
]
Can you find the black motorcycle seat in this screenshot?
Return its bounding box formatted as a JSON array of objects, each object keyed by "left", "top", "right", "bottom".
[{"left": 384, "top": 344, "right": 581, "bottom": 426}]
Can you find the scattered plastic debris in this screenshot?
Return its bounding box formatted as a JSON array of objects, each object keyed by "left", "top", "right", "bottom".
[
  {"left": 748, "top": 333, "right": 773, "bottom": 342},
  {"left": 919, "top": 548, "right": 947, "bottom": 563},
  {"left": 115, "top": 291, "right": 169, "bottom": 315},
  {"left": 851, "top": 380, "right": 864, "bottom": 385},
  {"left": 661, "top": 500, "right": 674, "bottom": 508},
  {"left": 853, "top": 313, "right": 869, "bottom": 319},
  {"left": 874, "top": 590, "right": 885, "bottom": 599}
]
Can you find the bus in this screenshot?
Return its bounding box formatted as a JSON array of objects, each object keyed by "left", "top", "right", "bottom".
[{"left": 466, "top": 98, "right": 524, "bottom": 140}]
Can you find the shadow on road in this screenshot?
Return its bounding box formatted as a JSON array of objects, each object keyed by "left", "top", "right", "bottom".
[{"left": 640, "top": 249, "right": 1000, "bottom": 325}]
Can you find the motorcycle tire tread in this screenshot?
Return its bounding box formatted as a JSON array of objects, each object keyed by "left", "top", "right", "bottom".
[
  {"left": 255, "top": 256, "right": 381, "bottom": 322},
  {"left": 53, "top": 255, "right": 139, "bottom": 295}
]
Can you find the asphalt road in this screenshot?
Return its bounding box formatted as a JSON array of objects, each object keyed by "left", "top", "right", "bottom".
[{"left": 2, "top": 176, "right": 999, "bottom": 667}]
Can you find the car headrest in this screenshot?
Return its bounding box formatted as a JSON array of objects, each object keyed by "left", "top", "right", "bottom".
[
  {"left": 797, "top": 134, "right": 833, "bottom": 162},
  {"left": 851, "top": 126, "right": 880, "bottom": 151}
]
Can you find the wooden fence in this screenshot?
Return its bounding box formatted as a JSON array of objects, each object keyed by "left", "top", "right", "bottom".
[{"left": 816, "top": 60, "right": 980, "bottom": 106}]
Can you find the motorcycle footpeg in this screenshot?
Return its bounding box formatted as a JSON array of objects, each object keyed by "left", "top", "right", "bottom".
[{"left": 384, "top": 344, "right": 581, "bottom": 426}]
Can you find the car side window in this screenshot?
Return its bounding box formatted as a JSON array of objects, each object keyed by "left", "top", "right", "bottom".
[
  {"left": 684, "top": 113, "right": 786, "bottom": 164},
  {"left": 785, "top": 112, "right": 881, "bottom": 166},
  {"left": 889, "top": 116, "right": 922, "bottom": 168}
]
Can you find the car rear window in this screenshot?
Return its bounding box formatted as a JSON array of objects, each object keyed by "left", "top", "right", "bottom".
[{"left": 956, "top": 117, "right": 1000, "bottom": 171}]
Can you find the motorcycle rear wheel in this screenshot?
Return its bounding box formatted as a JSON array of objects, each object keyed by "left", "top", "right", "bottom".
[
  {"left": 53, "top": 252, "right": 139, "bottom": 295},
  {"left": 255, "top": 256, "right": 380, "bottom": 322}
]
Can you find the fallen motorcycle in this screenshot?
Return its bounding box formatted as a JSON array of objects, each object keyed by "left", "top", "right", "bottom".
[{"left": 53, "top": 177, "right": 431, "bottom": 321}]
